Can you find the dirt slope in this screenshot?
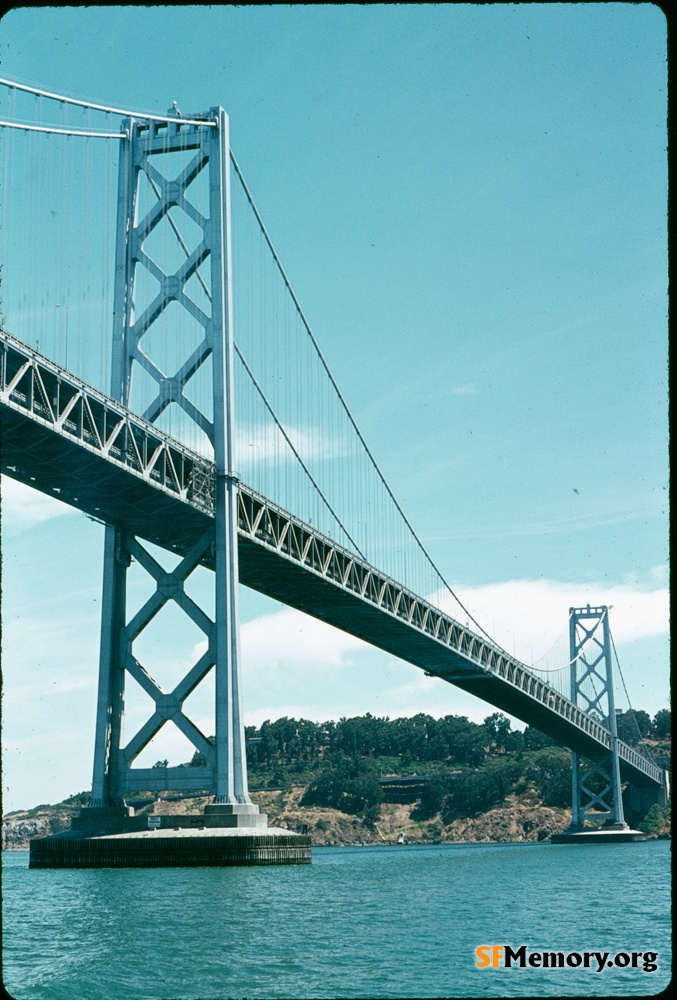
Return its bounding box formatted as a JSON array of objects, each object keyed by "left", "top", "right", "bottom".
[{"left": 3, "top": 789, "right": 570, "bottom": 850}]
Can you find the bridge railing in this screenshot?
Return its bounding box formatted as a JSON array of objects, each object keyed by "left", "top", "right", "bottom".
[{"left": 235, "top": 486, "right": 662, "bottom": 786}]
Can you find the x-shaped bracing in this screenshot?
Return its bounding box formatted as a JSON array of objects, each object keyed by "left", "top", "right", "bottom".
[
  {"left": 119, "top": 531, "right": 216, "bottom": 772},
  {"left": 577, "top": 760, "right": 615, "bottom": 820},
  {"left": 573, "top": 620, "right": 611, "bottom": 721},
  {"left": 129, "top": 148, "right": 215, "bottom": 445}
]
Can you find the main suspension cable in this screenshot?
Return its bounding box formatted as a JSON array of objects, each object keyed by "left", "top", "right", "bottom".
[
  {"left": 0, "top": 76, "right": 216, "bottom": 126},
  {"left": 234, "top": 343, "right": 367, "bottom": 560},
  {"left": 229, "top": 151, "right": 496, "bottom": 644},
  {"left": 0, "top": 119, "right": 124, "bottom": 138}
]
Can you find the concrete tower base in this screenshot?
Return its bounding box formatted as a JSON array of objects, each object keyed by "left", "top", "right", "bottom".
[
  {"left": 29, "top": 803, "right": 312, "bottom": 867},
  {"left": 551, "top": 828, "right": 647, "bottom": 844},
  {"left": 29, "top": 828, "right": 311, "bottom": 868}
]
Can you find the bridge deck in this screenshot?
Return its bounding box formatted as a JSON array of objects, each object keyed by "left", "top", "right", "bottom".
[{"left": 0, "top": 330, "right": 662, "bottom": 788}]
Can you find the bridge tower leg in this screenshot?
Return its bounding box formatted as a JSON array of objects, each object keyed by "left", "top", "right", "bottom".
[
  {"left": 86, "top": 107, "right": 256, "bottom": 822},
  {"left": 567, "top": 605, "right": 628, "bottom": 832}
]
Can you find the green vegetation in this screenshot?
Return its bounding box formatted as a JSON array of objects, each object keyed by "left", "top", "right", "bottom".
[
  {"left": 187, "top": 709, "right": 669, "bottom": 798},
  {"left": 638, "top": 803, "right": 671, "bottom": 837},
  {"left": 239, "top": 712, "right": 561, "bottom": 788},
  {"left": 301, "top": 764, "right": 384, "bottom": 818},
  {"left": 651, "top": 708, "right": 671, "bottom": 739},
  {"left": 61, "top": 791, "right": 90, "bottom": 808},
  {"left": 411, "top": 746, "right": 572, "bottom": 822},
  {"left": 232, "top": 707, "right": 667, "bottom": 828},
  {"left": 615, "top": 708, "right": 670, "bottom": 745},
  {"left": 522, "top": 747, "right": 573, "bottom": 808},
  {"left": 8, "top": 708, "right": 668, "bottom": 838}
]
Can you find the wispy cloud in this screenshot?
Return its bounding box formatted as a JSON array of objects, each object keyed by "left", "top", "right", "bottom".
[
  {"left": 196, "top": 572, "right": 669, "bottom": 727},
  {"left": 450, "top": 382, "right": 479, "bottom": 396},
  {"left": 235, "top": 422, "right": 353, "bottom": 468},
  {"left": 427, "top": 491, "right": 666, "bottom": 541},
  {"left": 242, "top": 607, "right": 368, "bottom": 666},
  {"left": 1, "top": 476, "right": 77, "bottom": 528},
  {"left": 191, "top": 607, "right": 368, "bottom": 673},
  {"left": 429, "top": 572, "right": 669, "bottom": 662}
]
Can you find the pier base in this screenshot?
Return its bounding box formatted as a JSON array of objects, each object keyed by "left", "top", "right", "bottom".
[
  {"left": 551, "top": 827, "right": 647, "bottom": 844},
  {"left": 29, "top": 827, "right": 311, "bottom": 867},
  {"left": 29, "top": 803, "right": 312, "bottom": 867}
]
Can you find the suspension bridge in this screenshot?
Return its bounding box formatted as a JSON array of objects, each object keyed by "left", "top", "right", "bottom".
[{"left": 0, "top": 80, "right": 666, "bottom": 863}]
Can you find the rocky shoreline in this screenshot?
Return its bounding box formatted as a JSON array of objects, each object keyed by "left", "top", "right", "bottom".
[
  {"left": 5, "top": 783, "right": 670, "bottom": 851},
  {"left": 3, "top": 787, "right": 573, "bottom": 850}
]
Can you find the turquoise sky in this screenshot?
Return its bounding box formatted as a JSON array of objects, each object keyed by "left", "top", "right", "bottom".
[{"left": 0, "top": 5, "right": 668, "bottom": 811}]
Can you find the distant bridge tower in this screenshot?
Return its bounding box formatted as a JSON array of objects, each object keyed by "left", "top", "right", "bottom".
[
  {"left": 567, "top": 605, "right": 628, "bottom": 831},
  {"left": 88, "top": 107, "right": 258, "bottom": 823}
]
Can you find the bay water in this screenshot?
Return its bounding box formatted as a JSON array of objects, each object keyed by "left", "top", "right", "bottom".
[{"left": 2, "top": 840, "right": 671, "bottom": 999}]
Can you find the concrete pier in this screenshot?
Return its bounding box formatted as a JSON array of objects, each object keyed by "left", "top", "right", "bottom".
[
  {"left": 29, "top": 803, "right": 312, "bottom": 867},
  {"left": 29, "top": 827, "right": 311, "bottom": 867},
  {"left": 551, "top": 828, "right": 647, "bottom": 844}
]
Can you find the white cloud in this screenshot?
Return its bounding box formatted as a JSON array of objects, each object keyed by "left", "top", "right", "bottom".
[
  {"left": 237, "top": 654, "right": 524, "bottom": 731},
  {"left": 650, "top": 564, "right": 669, "bottom": 585},
  {"left": 189, "top": 606, "right": 367, "bottom": 675},
  {"left": 184, "top": 609, "right": 371, "bottom": 730},
  {"left": 0, "top": 475, "right": 76, "bottom": 528},
  {"left": 235, "top": 422, "right": 351, "bottom": 468},
  {"left": 431, "top": 574, "right": 669, "bottom": 664},
  {"left": 230, "top": 575, "right": 669, "bottom": 725},
  {"left": 241, "top": 607, "right": 368, "bottom": 668},
  {"left": 2, "top": 570, "right": 669, "bottom": 811},
  {"left": 131, "top": 725, "right": 203, "bottom": 769}
]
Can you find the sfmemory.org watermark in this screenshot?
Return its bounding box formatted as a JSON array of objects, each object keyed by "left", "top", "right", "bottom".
[{"left": 475, "top": 945, "right": 659, "bottom": 973}]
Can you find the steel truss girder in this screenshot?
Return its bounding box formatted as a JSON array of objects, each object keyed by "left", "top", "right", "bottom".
[
  {"left": 237, "top": 490, "right": 662, "bottom": 785},
  {"left": 568, "top": 606, "right": 627, "bottom": 830},
  {"left": 0, "top": 330, "right": 214, "bottom": 512},
  {"left": 0, "top": 331, "right": 662, "bottom": 790}
]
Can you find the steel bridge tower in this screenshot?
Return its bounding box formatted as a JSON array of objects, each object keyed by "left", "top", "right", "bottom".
[
  {"left": 87, "top": 107, "right": 260, "bottom": 826},
  {"left": 567, "top": 605, "right": 628, "bottom": 831}
]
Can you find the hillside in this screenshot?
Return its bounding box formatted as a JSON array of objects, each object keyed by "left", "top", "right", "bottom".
[
  {"left": 4, "top": 709, "right": 669, "bottom": 850},
  {"left": 2, "top": 786, "right": 572, "bottom": 850}
]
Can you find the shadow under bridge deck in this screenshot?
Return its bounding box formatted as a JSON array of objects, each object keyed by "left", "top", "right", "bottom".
[{"left": 0, "top": 329, "right": 661, "bottom": 789}]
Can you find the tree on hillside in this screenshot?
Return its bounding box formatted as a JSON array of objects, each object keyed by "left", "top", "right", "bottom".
[
  {"left": 435, "top": 716, "right": 486, "bottom": 765},
  {"left": 442, "top": 758, "right": 522, "bottom": 822},
  {"left": 638, "top": 803, "right": 670, "bottom": 836},
  {"left": 651, "top": 709, "right": 671, "bottom": 739},
  {"left": 523, "top": 747, "right": 571, "bottom": 808},
  {"left": 388, "top": 714, "right": 433, "bottom": 759},
  {"left": 411, "top": 775, "right": 454, "bottom": 820},
  {"left": 616, "top": 710, "right": 651, "bottom": 746},
  {"left": 300, "top": 763, "right": 383, "bottom": 816},
  {"left": 523, "top": 725, "right": 558, "bottom": 751},
  {"left": 483, "top": 712, "right": 513, "bottom": 752}
]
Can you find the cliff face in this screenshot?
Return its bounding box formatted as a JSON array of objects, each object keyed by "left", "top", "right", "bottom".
[
  {"left": 2, "top": 811, "right": 73, "bottom": 850},
  {"left": 2, "top": 789, "right": 571, "bottom": 850},
  {"left": 252, "top": 788, "right": 571, "bottom": 845}
]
